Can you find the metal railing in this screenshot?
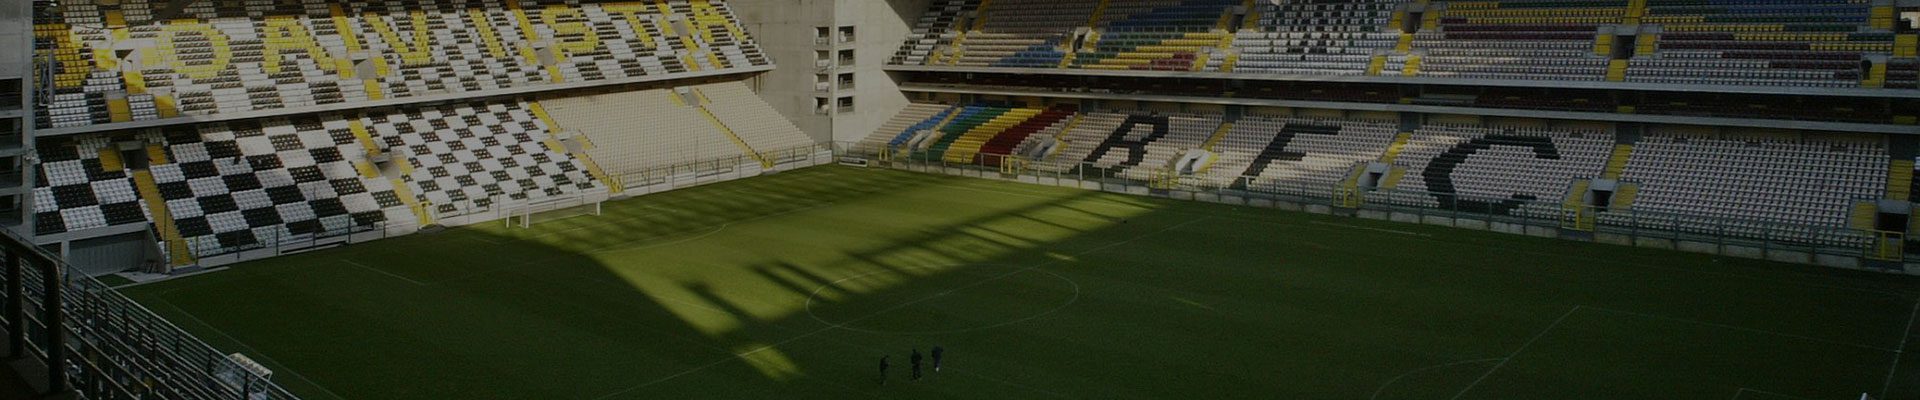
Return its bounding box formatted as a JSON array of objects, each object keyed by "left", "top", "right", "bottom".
[
  {"left": 1, "top": 226, "right": 299, "bottom": 399},
  {"left": 839, "top": 141, "right": 1902, "bottom": 265}
]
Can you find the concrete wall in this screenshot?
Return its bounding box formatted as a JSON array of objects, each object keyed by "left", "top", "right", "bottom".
[
  {"left": 0, "top": 0, "right": 22, "bottom": 79},
  {"left": 730, "top": 0, "right": 837, "bottom": 142},
  {"left": 832, "top": 0, "right": 928, "bottom": 143},
  {"left": 730, "top": 0, "right": 929, "bottom": 143}
]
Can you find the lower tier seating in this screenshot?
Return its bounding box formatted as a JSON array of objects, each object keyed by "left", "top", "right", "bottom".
[
  {"left": 863, "top": 103, "right": 1898, "bottom": 248},
  {"left": 1371, "top": 124, "right": 1615, "bottom": 219},
  {"left": 1611, "top": 129, "right": 1888, "bottom": 246}
]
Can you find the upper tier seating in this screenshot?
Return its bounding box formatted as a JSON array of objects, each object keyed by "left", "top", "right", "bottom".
[
  {"left": 951, "top": 0, "right": 1101, "bottom": 67},
  {"left": 1231, "top": 0, "right": 1408, "bottom": 75},
  {"left": 32, "top": 0, "right": 769, "bottom": 129},
  {"left": 1372, "top": 124, "right": 1615, "bottom": 219},
  {"left": 1071, "top": 0, "right": 1239, "bottom": 71},
  {"left": 864, "top": 104, "right": 1901, "bottom": 247},
  {"left": 892, "top": 0, "right": 1920, "bottom": 90},
  {"left": 32, "top": 136, "right": 150, "bottom": 236},
  {"left": 893, "top": 0, "right": 979, "bottom": 65},
  {"left": 1410, "top": 0, "right": 1623, "bottom": 81},
  {"left": 1612, "top": 129, "right": 1888, "bottom": 246},
  {"left": 1628, "top": 0, "right": 1890, "bottom": 88},
  {"left": 1206, "top": 114, "right": 1400, "bottom": 192}
]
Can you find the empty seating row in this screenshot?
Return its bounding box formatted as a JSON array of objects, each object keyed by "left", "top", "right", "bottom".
[
  {"left": 32, "top": 136, "right": 149, "bottom": 236},
  {"left": 1206, "top": 114, "right": 1401, "bottom": 192},
  {"left": 694, "top": 82, "right": 817, "bottom": 157},
  {"left": 890, "top": 0, "right": 1920, "bottom": 89},
  {"left": 1613, "top": 129, "right": 1888, "bottom": 246},
  {"left": 1231, "top": 0, "right": 1409, "bottom": 75},
  {"left": 1369, "top": 124, "right": 1615, "bottom": 219},
  {"left": 1627, "top": 0, "right": 1893, "bottom": 88}
]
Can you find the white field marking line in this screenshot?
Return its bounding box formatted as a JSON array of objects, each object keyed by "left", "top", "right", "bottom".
[
  {"left": 801, "top": 264, "right": 1082, "bottom": 335},
  {"left": 340, "top": 259, "right": 427, "bottom": 286},
  {"left": 1883, "top": 297, "right": 1920, "bottom": 398},
  {"left": 1451, "top": 305, "right": 1581, "bottom": 400},
  {"left": 505, "top": 169, "right": 847, "bottom": 240},
  {"left": 934, "top": 174, "right": 1915, "bottom": 299},
  {"left": 1370, "top": 358, "right": 1503, "bottom": 400},
  {"left": 560, "top": 266, "right": 1070, "bottom": 399},
  {"left": 1733, "top": 387, "right": 1818, "bottom": 400},
  {"left": 1309, "top": 220, "right": 1433, "bottom": 237},
  {"left": 1584, "top": 306, "right": 1897, "bottom": 353},
  {"left": 589, "top": 218, "right": 1208, "bottom": 400},
  {"left": 154, "top": 298, "right": 351, "bottom": 400}
]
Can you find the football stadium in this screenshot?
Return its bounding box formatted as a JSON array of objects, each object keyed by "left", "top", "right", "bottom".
[{"left": 2, "top": 0, "right": 1920, "bottom": 398}]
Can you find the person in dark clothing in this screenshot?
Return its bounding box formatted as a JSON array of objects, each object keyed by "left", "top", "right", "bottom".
[
  {"left": 878, "top": 355, "right": 890, "bottom": 385},
  {"left": 931, "top": 346, "right": 944, "bottom": 372},
  {"left": 909, "top": 349, "right": 924, "bottom": 380}
]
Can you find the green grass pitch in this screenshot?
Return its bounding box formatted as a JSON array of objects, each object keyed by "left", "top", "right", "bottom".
[{"left": 119, "top": 166, "right": 1920, "bottom": 399}]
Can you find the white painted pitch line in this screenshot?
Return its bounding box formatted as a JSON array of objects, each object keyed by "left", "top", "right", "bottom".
[
  {"left": 1584, "top": 306, "right": 1897, "bottom": 353},
  {"left": 589, "top": 218, "right": 1208, "bottom": 400},
  {"left": 1883, "top": 297, "right": 1920, "bottom": 398},
  {"left": 937, "top": 177, "right": 1915, "bottom": 299},
  {"left": 340, "top": 259, "right": 428, "bottom": 286},
  {"left": 1451, "top": 306, "right": 1582, "bottom": 400},
  {"left": 1371, "top": 358, "right": 1503, "bottom": 400},
  {"left": 1309, "top": 220, "right": 1433, "bottom": 237},
  {"left": 154, "top": 298, "right": 352, "bottom": 400}
]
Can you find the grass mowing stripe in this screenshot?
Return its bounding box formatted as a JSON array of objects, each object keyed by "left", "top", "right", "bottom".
[
  {"left": 119, "top": 167, "right": 1920, "bottom": 399},
  {"left": 1584, "top": 306, "right": 1898, "bottom": 353},
  {"left": 592, "top": 217, "right": 1206, "bottom": 399},
  {"left": 945, "top": 177, "right": 1914, "bottom": 299},
  {"left": 1451, "top": 306, "right": 1583, "bottom": 400}
]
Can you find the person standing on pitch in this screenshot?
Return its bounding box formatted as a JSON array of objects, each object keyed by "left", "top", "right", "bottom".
[
  {"left": 910, "top": 349, "right": 924, "bottom": 381},
  {"left": 931, "top": 346, "right": 944, "bottom": 372},
  {"left": 879, "top": 355, "right": 890, "bottom": 385}
]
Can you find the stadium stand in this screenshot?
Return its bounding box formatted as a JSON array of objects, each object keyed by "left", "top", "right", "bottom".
[
  {"left": 1069, "top": 0, "right": 1240, "bottom": 71},
  {"left": 1409, "top": 1, "right": 1624, "bottom": 81},
  {"left": 541, "top": 86, "right": 756, "bottom": 176},
  {"left": 1231, "top": 0, "right": 1407, "bottom": 75},
  {"left": 1208, "top": 114, "right": 1402, "bottom": 192},
  {"left": 890, "top": 0, "right": 1920, "bottom": 90},
  {"left": 693, "top": 81, "right": 817, "bottom": 164},
  {"left": 32, "top": 136, "right": 149, "bottom": 236},
  {"left": 1627, "top": 0, "right": 1890, "bottom": 88},
  {"left": 1610, "top": 128, "right": 1889, "bottom": 245},
  {"left": 368, "top": 100, "right": 605, "bottom": 219},
  {"left": 30, "top": 0, "right": 769, "bottom": 129},
  {"left": 860, "top": 102, "right": 1899, "bottom": 249},
  {"left": 1371, "top": 123, "right": 1616, "bottom": 218},
  {"left": 950, "top": 0, "right": 1100, "bottom": 67},
  {"left": 148, "top": 115, "right": 417, "bottom": 258}
]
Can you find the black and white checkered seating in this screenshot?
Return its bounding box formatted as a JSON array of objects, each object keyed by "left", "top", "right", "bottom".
[
  {"left": 368, "top": 101, "right": 603, "bottom": 218},
  {"left": 148, "top": 116, "right": 414, "bottom": 256},
  {"left": 34, "top": 0, "right": 771, "bottom": 129},
  {"left": 32, "top": 136, "right": 150, "bottom": 235}
]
